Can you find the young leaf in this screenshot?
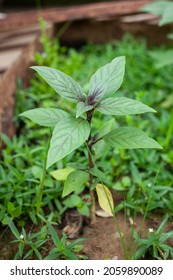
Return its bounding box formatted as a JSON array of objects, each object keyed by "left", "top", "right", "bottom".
[
  {"left": 62, "top": 170, "right": 89, "bottom": 197},
  {"left": 103, "top": 127, "right": 162, "bottom": 149},
  {"left": 88, "top": 56, "right": 125, "bottom": 103},
  {"left": 20, "top": 108, "right": 69, "bottom": 127},
  {"left": 47, "top": 117, "right": 90, "bottom": 169},
  {"left": 76, "top": 102, "right": 93, "bottom": 118},
  {"left": 31, "top": 66, "right": 86, "bottom": 103},
  {"left": 50, "top": 167, "right": 75, "bottom": 181},
  {"left": 77, "top": 204, "right": 90, "bottom": 217},
  {"left": 96, "top": 184, "right": 114, "bottom": 216},
  {"left": 96, "top": 97, "right": 156, "bottom": 115}
]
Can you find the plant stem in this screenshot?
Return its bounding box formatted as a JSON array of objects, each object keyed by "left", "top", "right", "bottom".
[
  {"left": 36, "top": 131, "right": 51, "bottom": 213},
  {"left": 86, "top": 110, "right": 96, "bottom": 225}
]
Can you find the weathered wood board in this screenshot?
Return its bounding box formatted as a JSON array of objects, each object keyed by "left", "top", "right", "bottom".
[
  {"left": 0, "top": 1, "right": 153, "bottom": 30},
  {"left": 0, "top": 24, "right": 53, "bottom": 137}
]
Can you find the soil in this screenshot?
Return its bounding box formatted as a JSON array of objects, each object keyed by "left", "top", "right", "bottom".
[
  {"left": 0, "top": 191, "right": 172, "bottom": 260},
  {"left": 1, "top": 210, "right": 172, "bottom": 260},
  {"left": 81, "top": 212, "right": 138, "bottom": 260}
]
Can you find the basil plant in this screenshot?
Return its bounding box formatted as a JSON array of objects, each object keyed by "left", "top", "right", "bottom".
[{"left": 20, "top": 57, "right": 162, "bottom": 223}]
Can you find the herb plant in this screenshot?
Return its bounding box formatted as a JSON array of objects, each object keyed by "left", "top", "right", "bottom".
[{"left": 20, "top": 57, "right": 162, "bottom": 224}]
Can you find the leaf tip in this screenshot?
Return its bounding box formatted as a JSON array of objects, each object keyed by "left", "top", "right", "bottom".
[{"left": 30, "top": 66, "right": 37, "bottom": 70}]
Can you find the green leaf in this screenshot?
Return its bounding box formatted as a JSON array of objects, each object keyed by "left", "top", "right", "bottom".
[
  {"left": 7, "top": 217, "right": 20, "bottom": 239},
  {"left": 132, "top": 245, "right": 147, "bottom": 260},
  {"left": 90, "top": 166, "right": 106, "bottom": 181},
  {"left": 19, "top": 243, "right": 24, "bottom": 257},
  {"left": 93, "top": 118, "right": 115, "bottom": 159},
  {"left": 47, "top": 222, "right": 61, "bottom": 247},
  {"left": 62, "top": 170, "right": 89, "bottom": 197},
  {"left": 96, "top": 97, "right": 156, "bottom": 115},
  {"left": 45, "top": 252, "right": 61, "bottom": 260},
  {"left": 97, "top": 118, "right": 115, "bottom": 138},
  {"left": 103, "top": 127, "right": 162, "bottom": 149},
  {"left": 50, "top": 167, "right": 75, "bottom": 181},
  {"left": 20, "top": 108, "right": 69, "bottom": 127},
  {"left": 157, "top": 214, "right": 169, "bottom": 234},
  {"left": 76, "top": 102, "right": 93, "bottom": 118},
  {"left": 141, "top": 1, "right": 167, "bottom": 16},
  {"left": 47, "top": 117, "right": 90, "bottom": 169},
  {"left": 7, "top": 203, "right": 21, "bottom": 218},
  {"left": 96, "top": 184, "right": 114, "bottom": 216},
  {"left": 23, "top": 249, "right": 33, "bottom": 260},
  {"left": 63, "top": 194, "right": 82, "bottom": 208},
  {"left": 159, "top": 232, "right": 173, "bottom": 243},
  {"left": 7, "top": 202, "right": 15, "bottom": 213},
  {"left": 34, "top": 248, "right": 42, "bottom": 260},
  {"left": 11, "top": 206, "right": 21, "bottom": 218},
  {"left": 77, "top": 204, "right": 90, "bottom": 217},
  {"left": 31, "top": 66, "right": 86, "bottom": 103},
  {"left": 67, "top": 238, "right": 87, "bottom": 249},
  {"left": 159, "top": 4, "right": 173, "bottom": 26},
  {"left": 130, "top": 163, "right": 142, "bottom": 185},
  {"left": 88, "top": 56, "right": 125, "bottom": 102}
]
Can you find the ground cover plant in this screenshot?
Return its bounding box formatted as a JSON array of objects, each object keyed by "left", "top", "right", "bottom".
[{"left": 0, "top": 31, "right": 173, "bottom": 259}]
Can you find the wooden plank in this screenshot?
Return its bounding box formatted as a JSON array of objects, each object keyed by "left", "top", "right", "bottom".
[
  {"left": 0, "top": 33, "right": 39, "bottom": 50},
  {"left": 0, "top": 23, "right": 54, "bottom": 137},
  {"left": 0, "top": 48, "right": 22, "bottom": 71},
  {"left": 0, "top": 0, "right": 153, "bottom": 31},
  {"left": 120, "top": 13, "right": 158, "bottom": 23}
]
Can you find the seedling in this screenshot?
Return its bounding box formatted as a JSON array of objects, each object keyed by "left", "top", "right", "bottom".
[{"left": 20, "top": 56, "right": 162, "bottom": 224}]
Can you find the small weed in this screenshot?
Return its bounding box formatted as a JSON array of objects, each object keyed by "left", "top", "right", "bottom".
[
  {"left": 7, "top": 217, "right": 48, "bottom": 260},
  {"left": 45, "top": 222, "right": 87, "bottom": 260},
  {"left": 133, "top": 215, "right": 173, "bottom": 260},
  {"left": 7, "top": 218, "right": 87, "bottom": 260}
]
